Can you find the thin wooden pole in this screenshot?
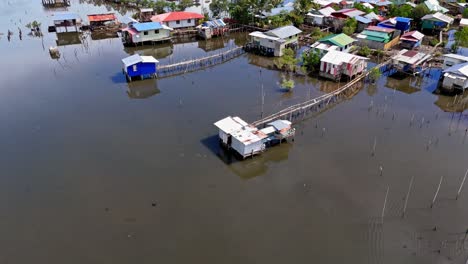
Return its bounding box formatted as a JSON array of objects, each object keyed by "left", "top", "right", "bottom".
[
  {"left": 371, "top": 137, "right": 377, "bottom": 157},
  {"left": 431, "top": 175, "right": 444, "bottom": 208},
  {"left": 382, "top": 186, "right": 390, "bottom": 224},
  {"left": 456, "top": 168, "right": 468, "bottom": 200},
  {"left": 402, "top": 175, "right": 414, "bottom": 218}
]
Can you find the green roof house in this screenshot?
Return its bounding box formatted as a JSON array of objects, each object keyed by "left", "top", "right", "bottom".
[{"left": 317, "top": 33, "right": 356, "bottom": 53}]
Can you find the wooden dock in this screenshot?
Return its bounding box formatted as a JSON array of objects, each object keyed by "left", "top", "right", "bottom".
[
  {"left": 252, "top": 60, "right": 392, "bottom": 127},
  {"left": 156, "top": 47, "right": 245, "bottom": 78}
]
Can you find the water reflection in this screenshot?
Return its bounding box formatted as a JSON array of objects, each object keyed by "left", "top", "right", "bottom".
[
  {"left": 198, "top": 38, "right": 228, "bottom": 52},
  {"left": 56, "top": 32, "right": 82, "bottom": 46},
  {"left": 433, "top": 90, "right": 468, "bottom": 112},
  {"left": 123, "top": 43, "right": 174, "bottom": 60},
  {"left": 201, "top": 135, "right": 292, "bottom": 179},
  {"left": 126, "top": 78, "right": 160, "bottom": 99},
  {"left": 90, "top": 31, "right": 118, "bottom": 40}
]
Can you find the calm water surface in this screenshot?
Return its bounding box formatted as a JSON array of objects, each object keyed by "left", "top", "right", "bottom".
[{"left": 1, "top": 1, "right": 468, "bottom": 264}]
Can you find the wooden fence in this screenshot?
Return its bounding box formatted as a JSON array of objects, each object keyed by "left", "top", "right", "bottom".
[{"left": 156, "top": 47, "right": 245, "bottom": 78}]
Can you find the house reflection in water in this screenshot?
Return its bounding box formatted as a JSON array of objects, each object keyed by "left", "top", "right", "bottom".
[
  {"left": 225, "top": 143, "right": 293, "bottom": 180},
  {"left": 56, "top": 32, "right": 82, "bottom": 46},
  {"left": 126, "top": 79, "right": 160, "bottom": 99},
  {"left": 123, "top": 42, "right": 174, "bottom": 60},
  {"left": 197, "top": 37, "right": 226, "bottom": 52}
]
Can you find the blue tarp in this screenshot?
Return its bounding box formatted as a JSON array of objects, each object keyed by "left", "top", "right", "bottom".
[{"left": 133, "top": 22, "right": 163, "bottom": 32}]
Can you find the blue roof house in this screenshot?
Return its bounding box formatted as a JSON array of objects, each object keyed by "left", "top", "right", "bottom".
[
  {"left": 122, "top": 22, "right": 173, "bottom": 45},
  {"left": 122, "top": 54, "right": 159, "bottom": 81},
  {"left": 378, "top": 17, "right": 411, "bottom": 33}
]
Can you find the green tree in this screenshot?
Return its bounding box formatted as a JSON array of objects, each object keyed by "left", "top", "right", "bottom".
[
  {"left": 168, "top": 2, "right": 177, "bottom": 11},
  {"left": 463, "top": 8, "right": 468, "bottom": 18},
  {"left": 154, "top": 0, "right": 167, "bottom": 14},
  {"left": 455, "top": 26, "right": 468, "bottom": 47},
  {"left": 412, "top": 4, "right": 430, "bottom": 22},
  {"left": 388, "top": 4, "right": 413, "bottom": 18},
  {"left": 369, "top": 68, "right": 381, "bottom": 82},
  {"left": 302, "top": 50, "right": 321, "bottom": 72},
  {"left": 274, "top": 48, "right": 299, "bottom": 72},
  {"left": 210, "top": 0, "right": 230, "bottom": 17},
  {"left": 354, "top": 3, "right": 374, "bottom": 14},
  {"left": 178, "top": 0, "right": 193, "bottom": 10},
  {"left": 358, "top": 46, "right": 371, "bottom": 56},
  {"left": 281, "top": 78, "right": 295, "bottom": 91},
  {"left": 342, "top": 18, "right": 357, "bottom": 35}
]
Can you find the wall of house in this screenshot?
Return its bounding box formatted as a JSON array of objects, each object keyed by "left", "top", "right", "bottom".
[
  {"left": 442, "top": 76, "right": 468, "bottom": 90},
  {"left": 132, "top": 29, "right": 171, "bottom": 43},
  {"left": 218, "top": 130, "right": 229, "bottom": 145},
  {"left": 126, "top": 62, "right": 156, "bottom": 77},
  {"left": 164, "top": 19, "right": 198, "bottom": 29}
]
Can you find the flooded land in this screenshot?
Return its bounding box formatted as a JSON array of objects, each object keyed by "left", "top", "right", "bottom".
[{"left": 0, "top": 1, "right": 468, "bottom": 264}]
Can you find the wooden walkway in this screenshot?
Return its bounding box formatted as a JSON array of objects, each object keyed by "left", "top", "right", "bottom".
[
  {"left": 156, "top": 47, "right": 245, "bottom": 78},
  {"left": 252, "top": 60, "right": 392, "bottom": 127}
]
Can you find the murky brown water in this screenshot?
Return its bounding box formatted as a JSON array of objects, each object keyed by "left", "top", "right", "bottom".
[{"left": 1, "top": 1, "right": 468, "bottom": 263}]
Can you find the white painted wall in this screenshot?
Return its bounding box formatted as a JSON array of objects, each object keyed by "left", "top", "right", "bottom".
[
  {"left": 132, "top": 28, "right": 171, "bottom": 43},
  {"left": 163, "top": 19, "right": 198, "bottom": 29}
]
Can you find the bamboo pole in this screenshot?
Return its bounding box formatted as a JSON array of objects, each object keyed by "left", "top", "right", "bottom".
[
  {"left": 382, "top": 186, "right": 390, "bottom": 224},
  {"left": 456, "top": 169, "right": 468, "bottom": 200},
  {"left": 402, "top": 175, "right": 414, "bottom": 218},
  {"left": 431, "top": 175, "right": 444, "bottom": 208}
]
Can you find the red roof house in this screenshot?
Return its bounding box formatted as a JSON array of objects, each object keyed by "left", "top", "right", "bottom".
[{"left": 151, "top": 12, "right": 204, "bottom": 29}]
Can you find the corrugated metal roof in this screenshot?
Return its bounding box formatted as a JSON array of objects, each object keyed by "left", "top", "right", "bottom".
[
  {"left": 53, "top": 12, "right": 81, "bottom": 21},
  {"left": 151, "top": 12, "right": 204, "bottom": 22},
  {"left": 249, "top": 31, "right": 281, "bottom": 41},
  {"left": 362, "top": 30, "right": 391, "bottom": 38},
  {"left": 421, "top": 12, "right": 453, "bottom": 23},
  {"left": 424, "top": 0, "right": 449, "bottom": 13},
  {"left": 321, "top": 50, "right": 368, "bottom": 64},
  {"left": 140, "top": 56, "right": 159, "bottom": 64},
  {"left": 461, "top": 18, "right": 468, "bottom": 26},
  {"left": 366, "top": 25, "right": 395, "bottom": 33},
  {"left": 314, "top": 0, "right": 333, "bottom": 6},
  {"left": 214, "top": 116, "right": 248, "bottom": 134},
  {"left": 133, "top": 22, "right": 163, "bottom": 32},
  {"left": 396, "top": 17, "right": 411, "bottom": 23},
  {"left": 319, "top": 7, "right": 335, "bottom": 16},
  {"left": 267, "top": 25, "right": 302, "bottom": 39},
  {"left": 121, "top": 16, "right": 138, "bottom": 24},
  {"left": 260, "top": 126, "right": 276, "bottom": 135},
  {"left": 355, "top": 15, "right": 372, "bottom": 24},
  {"left": 442, "top": 53, "right": 468, "bottom": 62},
  {"left": 87, "top": 13, "right": 116, "bottom": 22},
  {"left": 344, "top": 10, "right": 365, "bottom": 18},
  {"left": 140, "top": 8, "right": 154, "bottom": 12},
  {"left": 443, "top": 62, "right": 468, "bottom": 77},
  {"left": 267, "top": 120, "right": 291, "bottom": 131},
  {"left": 319, "top": 33, "right": 355, "bottom": 47},
  {"left": 122, "top": 54, "right": 142, "bottom": 67},
  {"left": 401, "top": 30, "right": 424, "bottom": 41}
]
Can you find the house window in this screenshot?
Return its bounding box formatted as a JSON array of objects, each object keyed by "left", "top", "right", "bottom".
[
  {"left": 154, "top": 30, "right": 159, "bottom": 34},
  {"left": 176, "top": 20, "right": 180, "bottom": 24},
  {"left": 289, "top": 36, "right": 292, "bottom": 39},
  {"left": 187, "top": 19, "right": 191, "bottom": 23},
  {"left": 133, "top": 65, "right": 137, "bottom": 72},
  {"left": 144, "top": 31, "right": 148, "bottom": 35}
]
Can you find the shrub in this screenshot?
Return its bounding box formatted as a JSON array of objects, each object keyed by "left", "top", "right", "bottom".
[{"left": 358, "top": 46, "right": 371, "bottom": 57}]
